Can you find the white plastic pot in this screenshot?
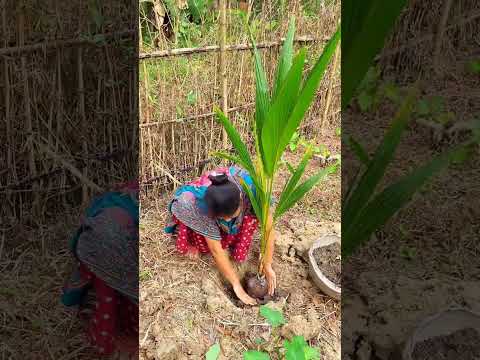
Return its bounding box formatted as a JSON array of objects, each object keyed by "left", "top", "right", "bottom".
[
  {"left": 402, "top": 307, "right": 480, "bottom": 360},
  {"left": 307, "top": 234, "right": 341, "bottom": 300}
]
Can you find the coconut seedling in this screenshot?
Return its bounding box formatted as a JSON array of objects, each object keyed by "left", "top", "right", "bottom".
[{"left": 213, "top": 18, "right": 341, "bottom": 298}]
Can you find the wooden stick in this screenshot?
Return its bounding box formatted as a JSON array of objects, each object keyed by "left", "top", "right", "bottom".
[
  {"left": 376, "top": 10, "right": 480, "bottom": 60},
  {"left": 157, "top": 164, "right": 181, "bottom": 186},
  {"left": 219, "top": 0, "right": 228, "bottom": 148},
  {"left": 139, "top": 36, "right": 321, "bottom": 59},
  {"left": 139, "top": 102, "right": 255, "bottom": 128},
  {"left": 18, "top": 7, "right": 40, "bottom": 214},
  {"left": 320, "top": 45, "right": 340, "bottom": 135},
  {"left": 77, "top": 47, "right": 89, "bottom": 205},
  {"left": 0, "top": 30, "right": 135, "bottom": 57},
  {"left": 433, "top": 0, "right": 454, "bottom": 75},
  {"left": 35, "top": 141, "right": 104, "bottom": 193}
]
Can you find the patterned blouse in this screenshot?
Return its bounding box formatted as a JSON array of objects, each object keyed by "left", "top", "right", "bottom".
[{"left": 165, "top": 166, "right": 256, "bottom": 240}]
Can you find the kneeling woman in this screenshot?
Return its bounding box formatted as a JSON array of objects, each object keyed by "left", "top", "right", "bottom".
[
  {"left": 61, "top": 181, "right": 139, "bottom": 357},
  {"left": 165, "top": 166, "right": 277, "bottom": 305}
]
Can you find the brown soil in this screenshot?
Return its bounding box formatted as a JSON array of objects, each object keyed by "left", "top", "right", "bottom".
[
  {"left": 313, "top": 243, "right": 341, "bottom": 286},
  {"left": 139, "top": 135, "right": 341, "bottom": 360},
  {"left": 412, "top": 328, "right": 480, "bottom": 360}
]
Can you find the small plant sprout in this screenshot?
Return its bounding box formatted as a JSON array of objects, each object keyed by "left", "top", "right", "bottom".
[
  {"left": 213, "top": 17, "right": 340, "bottom": 275},
  {"left": 467, "top": 60, "right": 480, "bottom": 74},
  {"left": 206, "top": 343, "right": 221, "bottom": 360},
  {"left": 260, "top": 305, "right": 286, "bottom": 328},
  {"left": 240, "top": 306, "right": 319, "bottom": 359}
]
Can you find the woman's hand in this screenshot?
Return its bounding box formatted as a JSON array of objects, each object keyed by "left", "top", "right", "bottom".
[
  {"left": 206, "top": 238, "right": 257, "bottom": 305},
  {"left": 233, "top": 282, "right": 257, "bottom": 305},
  {"left": 263, "top": 263, "right": 277, "bottom": 296}
]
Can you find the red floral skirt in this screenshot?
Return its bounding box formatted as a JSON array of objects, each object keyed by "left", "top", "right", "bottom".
[{"left": 173, "top": 214, "right": 258, "bottom": 262}]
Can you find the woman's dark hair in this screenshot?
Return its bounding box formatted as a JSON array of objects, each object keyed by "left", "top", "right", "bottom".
[{"left": 205, "top": 174, "right": 240, "bottom": 218}]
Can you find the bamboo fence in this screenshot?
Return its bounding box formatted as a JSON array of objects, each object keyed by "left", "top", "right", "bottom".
[
  {"left": 139, "top": 1, "right": 342, "bottom": 193},
  {"left": 0, "top": 1, "right": 137, "bottom": 223},
  {"left": 378, "top": 0, "right": 480, "bottom": 78}
]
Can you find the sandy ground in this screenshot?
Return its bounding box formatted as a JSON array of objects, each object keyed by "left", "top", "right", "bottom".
[{"left": 139, "top": 130, "right": 341, "bottom": 359}]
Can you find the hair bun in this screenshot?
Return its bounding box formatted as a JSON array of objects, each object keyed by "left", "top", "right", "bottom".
[{"left": 208, "top": 173, "right": 229, "bottom": 185}]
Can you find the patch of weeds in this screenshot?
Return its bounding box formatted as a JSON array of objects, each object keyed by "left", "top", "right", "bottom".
[
  {"left": 206, "top": 343, "right": 221, "bottom": 360},
  {"left": 467, "top": 60, "right": 480, "bottom": 75},
  {"left": 260, "top": 305, "right": 286, "bottom": 327},
  {"left": 139, "top": 269, "right": 153, "bottom": 281},
  {"left": 400, "top": 246, "right": 417, "bottom": 261},
  {"left": 186, "top": 90, "right": 198, "bottom": 106},
  {"left": 204, "top": 305, "right": 320, "bottom": 359},
  {"left": 415, "top": 96, "right": 455, "bottom": 126},
  {"left": 355, "top": 66, "right": 382, "bottom": 112}
]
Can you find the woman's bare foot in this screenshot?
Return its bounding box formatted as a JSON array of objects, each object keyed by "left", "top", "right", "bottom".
[{"left": 187, "top": 246, "right": 200, "bottom": 260}]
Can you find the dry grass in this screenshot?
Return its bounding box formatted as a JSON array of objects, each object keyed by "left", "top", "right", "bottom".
[
  {"left": 0, "top": 209, "right": 104, "bottom": 359},
  {"left": 139, "top": 132, "right": 341, "bottom": 359}
]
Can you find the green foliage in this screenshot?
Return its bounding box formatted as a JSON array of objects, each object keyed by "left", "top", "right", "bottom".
[
  {"left": 467, "top": 60, "right": 480, "bottom": 74},
  {"left": 345, "top": 136, "right": 370, "bottom": 166},
  {"left": 260, "top": 305, "right": 286, "bottom": 328},
  {"left": 414, "top": 96, "right": 455, "bottom": 125},
  {"left": 400, "top": 246, "right": 417, "bottom": 260},
  {"left": 342, "top": 0, "right": 409, "bottom": 109},
  {"left": 355, "top": 66, "right": 404, "bottom": 112},
  {"left": 284, "top": 336, "right": 320, "bottom": 360},
  {"left": 139, "top": 269, "right": 153, "bottom": 281},
  {"left": 187, "top": 0, "right": 208, "bottom": 23},
  {"left": 255, "top": 338, "right": 266, "bottom": 345},
  {"left": 88, "top": 0, "right": 104, "bottom": 32},
  {"left": 288, "top": 132, "right": 301, "bottom": 151},
  {"left": 240, "top": 307, "right": 320, "bottom": 360},
  {"left": 343, "top": 84, "right": 473, "bottom": 257},
  {"left": 356, "top": 66, "right": 381, "bottom": 112},
  {"left": 187, "top": 90, "right": 198, "bottom": 105},
  {"left": 205, "top": 343, "right": 221, "bottom": 360},
  {"left": 213, "top": 18, "right": 340, "bottom": 263},
  {"left": 243, "top": 351, "right": 271, "bottom": 360}
]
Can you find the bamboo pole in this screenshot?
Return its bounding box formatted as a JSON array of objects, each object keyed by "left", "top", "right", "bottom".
[
  {"left": 19, "top": 7, "right": 40, "bottom": 215},
  {"left": 35, "top": 141, "right": 104, "bottom": 193},
  {"left": 3, "top": 1, "right": 10, "bottom": 171},
  {"left": 139, "top": 36, "right": 319, "bottom": 59},
  {"left": 320, "top": 45, "right": 340, "bottom": 136},
  {"left": 377, "top": 10, "right": 480, "bottom": 61},
  {"left": 433, "top": 0, "right": 454, "bottom": 75},
  {"left": 0, "top": 30, "right": 135, "bottom": 56},
  {"left": 219, "top": 0, "right": 228, "bottom": 148},
  {"left": 77, "top": 47, "right": 89, "bottom": 205},
  {"left": 139, "top": 102, "right": 255, "bottom": 128}
]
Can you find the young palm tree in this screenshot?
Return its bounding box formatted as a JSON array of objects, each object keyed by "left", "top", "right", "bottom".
[{"left": 213, "top": 18, "right": 341, "bottom": 279}]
